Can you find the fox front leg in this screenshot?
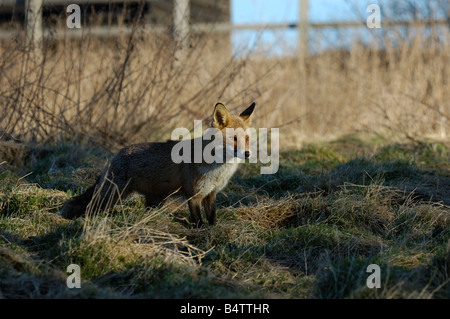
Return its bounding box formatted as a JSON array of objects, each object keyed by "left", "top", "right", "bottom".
[
  {"left": 188, "top": 197, "right": 205, "bottom": 228},
  {"left": 203, "top": 192, "right": 217, "bottom": 226}
]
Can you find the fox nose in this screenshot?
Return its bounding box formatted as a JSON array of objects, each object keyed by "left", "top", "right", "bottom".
[{"left": 244, "top": 151, "right": 251, "bottom": 159}]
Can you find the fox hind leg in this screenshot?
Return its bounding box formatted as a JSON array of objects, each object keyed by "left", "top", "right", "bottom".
[
  {"left": 145, "top": 193, "right": 164, "bottom": 208},
  {"left": 203, "top": 192, "right": 217, "bottom": 226}
]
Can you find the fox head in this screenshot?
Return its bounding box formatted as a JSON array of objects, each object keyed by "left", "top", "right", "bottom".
[{"left": 212, "top": 102, "right": 256, "bottom": 160}]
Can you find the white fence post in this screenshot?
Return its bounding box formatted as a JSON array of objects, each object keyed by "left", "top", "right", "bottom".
[
  {"left": 25, "top": 0, "right": 43, "bottom": 58},
  {"left": 173, "top": 0, "right": 190, "bottom": 52},
  {"left": 298, "top": 0, "right": 309, "bottom": 134},
  {"left": 299, "top": 0, "right": 309, "bottom": 58}
]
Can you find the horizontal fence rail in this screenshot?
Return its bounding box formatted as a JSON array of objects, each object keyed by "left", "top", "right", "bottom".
[
  {"left": 0, "top": 20, "right": 448, "bottom": 39},
  {"left": 0, "top": 0, "right": 448, "bottom": 49}
]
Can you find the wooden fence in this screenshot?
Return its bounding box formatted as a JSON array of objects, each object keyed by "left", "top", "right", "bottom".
[{"left": 0, "top": 0, "right": 448, "bottom": 56}]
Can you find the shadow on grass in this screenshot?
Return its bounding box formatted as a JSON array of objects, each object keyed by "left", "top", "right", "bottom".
[
  {"left": 232, "top": 147, "right": 450, "bottom": 205},
  {"left": 1, "top": 139, "right": 448, "bottom": 298}
]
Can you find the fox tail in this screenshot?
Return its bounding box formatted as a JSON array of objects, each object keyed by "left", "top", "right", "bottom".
[{"left": 57, "top": 177, "right": 100, "bottom": 219}]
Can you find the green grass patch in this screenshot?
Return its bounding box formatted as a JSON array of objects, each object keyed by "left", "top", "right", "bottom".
[{"left": 0, "top": 136, "right": 448, "bottom": 298}]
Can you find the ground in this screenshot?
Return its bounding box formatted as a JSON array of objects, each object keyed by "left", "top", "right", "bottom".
[{"left": 0, "top": 134, "right": 449, "bottom": 298}]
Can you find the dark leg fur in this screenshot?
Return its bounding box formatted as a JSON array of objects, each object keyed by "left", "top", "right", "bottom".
[
  {"left": 203, "top": 192, "right": 217, "bottom": 226},
  {"left": 188, "top": 197, "right": 204, "bottom": 228},
  {"left": 145, "top": 194, "right": 164, "bottom": 208}
]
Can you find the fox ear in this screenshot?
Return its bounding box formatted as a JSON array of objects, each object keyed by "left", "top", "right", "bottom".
[
  {"left": 239, "top": 102, "right": 256, "bottom": 123},
  {"left": 213, "top": 103, "right": 231, "bottom": 129}
]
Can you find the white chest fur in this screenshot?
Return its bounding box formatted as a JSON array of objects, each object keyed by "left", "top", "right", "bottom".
[{"left": 197, "top": 162, "right": 238, "bottom": 196}]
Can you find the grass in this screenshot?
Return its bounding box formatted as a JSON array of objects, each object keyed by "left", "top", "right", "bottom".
[{"left": 0, "top": 134, "right": 448, "bottom": 299}]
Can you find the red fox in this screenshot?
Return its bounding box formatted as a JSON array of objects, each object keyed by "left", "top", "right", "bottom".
[{"left": 58, "top": 102, "right": 256, "bottom": 227}]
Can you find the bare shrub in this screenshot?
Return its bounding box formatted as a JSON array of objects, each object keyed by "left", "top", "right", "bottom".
[{"left": 0, "top": 6, "right": 448, "bottom": 150}]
